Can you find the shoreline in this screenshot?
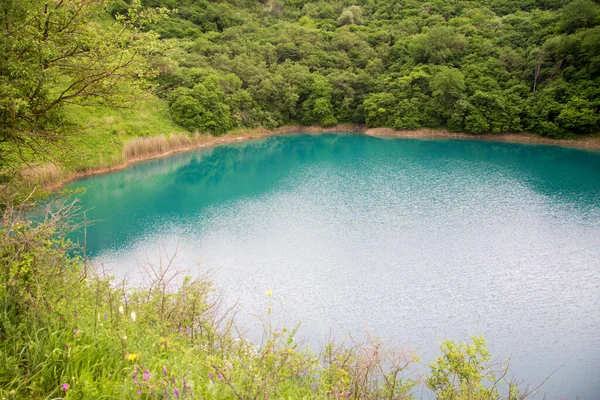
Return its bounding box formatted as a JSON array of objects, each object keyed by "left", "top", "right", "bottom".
[{"left": 44, "top": 125, "right": 600, "bottom": 190}]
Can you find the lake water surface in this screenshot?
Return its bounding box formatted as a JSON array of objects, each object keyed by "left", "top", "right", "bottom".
[{"left": 68, "top": 134, "right": 600, "bottom": 399}]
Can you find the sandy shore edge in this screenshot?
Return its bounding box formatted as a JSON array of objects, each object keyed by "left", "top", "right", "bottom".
[{"left": 45, "top": 125, "right": 600, "bottom": 190}]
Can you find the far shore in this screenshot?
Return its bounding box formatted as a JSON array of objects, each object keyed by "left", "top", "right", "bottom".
[{"left": 43, "top": 125, "right": 600, "bottom": 190}]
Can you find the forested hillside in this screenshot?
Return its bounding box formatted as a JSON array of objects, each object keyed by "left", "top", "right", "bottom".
[
  {"left": 128, "top": 0, "right": 600, "bottom": 136},
  {"left": 1, "top": 0, "right": 599, "bottom": 178}
]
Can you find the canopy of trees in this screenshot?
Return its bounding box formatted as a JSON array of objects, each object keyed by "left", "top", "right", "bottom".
[
  {"left": 2, "top": 0, "right": 599, "bottom": 163},
  {"left": 133, "top": 0, "right": 599, "bottom": 137}
]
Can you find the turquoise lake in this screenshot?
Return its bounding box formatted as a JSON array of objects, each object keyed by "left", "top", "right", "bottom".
[{"left": 68, "top": 134, "right": 600, "bottom": 399}]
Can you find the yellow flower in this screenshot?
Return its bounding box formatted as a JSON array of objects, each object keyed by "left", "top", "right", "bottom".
[
  {"left": 125, "top": 353, "right": 139, "bottom": 361},
  {"left": 266, "top": 290, "right": 272, "bottom": 297}
]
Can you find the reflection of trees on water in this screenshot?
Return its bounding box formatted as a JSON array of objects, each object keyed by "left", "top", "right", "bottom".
[{"left": 69, "top": 134, "right": 600, "bottom": 255}]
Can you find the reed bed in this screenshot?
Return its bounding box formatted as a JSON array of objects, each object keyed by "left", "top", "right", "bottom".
[
  {"left": 123, "top": 135, "right": 170, "bottom": 160},
  {"left": 122, "top": 133, "right": 212, "bottom": 161},
  {"left": 167, "top": 132, "right": 193, "bottom": 149},
  {"left": 21, "top": 163, "right": 64, "bottom": 187}
]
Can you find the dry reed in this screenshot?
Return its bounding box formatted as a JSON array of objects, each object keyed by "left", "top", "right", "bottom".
[
  {"left": 21, "top": 163, "right": 64, "bottom": 187},
  {"left": 123, "top": 135, "right": 170, "bottom": 160},
  {"left": 167, "top": 133, "right": 192, "bottom": 150}
]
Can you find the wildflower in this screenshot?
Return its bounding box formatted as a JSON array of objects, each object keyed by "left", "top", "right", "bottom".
[
  {"left": 59, "top": 316, "right": 63, "bottom": 321},
  {"left": 218, "top": 373, "right": 223, "bottom": 381},
  {"left": 143, "top": 369, "right": 151, "bottom": 382},
  {"left": 123, "top": 335, "right": 127, "bottom": 340},
  {"left": 61, "top": 383, "right": 69, "bottom": 391},
  {"left": 119, "top": 305, "right": 124, "bottom": 315},
  {"left": 73, "top": 313, "right": 78, "bottom": 318},
  {"left": 266, "top": 290, "right": 272, "bottom": 297},
  {"left": 163, "top": 366, "right": 168, "bottom": 376},
  {"left": 125, "top": 353, "right": 139, "bottom": 361},
  {"left": 208, "top": 372, "right": 214, "bottom": 382},
  {"left": 131, "top": 312, "right": 136, "bottom": 322},
  {"left": 103, "top": 313, "right": 108, "bottom": 319},
  {"left": 183, "top": 377, "right": 187, "bottom": 390},
  {"left": 133, "top": 366, "right": 139, "bottom": 385},
  {"left": 73, "top": 328, "right": 78, "bottom": 334},
  {"left": 137, "top": 389, "right": 141, "bottom": 395},
  {"left": 174, "top": 387, "right": 180, "bottom": 398}
]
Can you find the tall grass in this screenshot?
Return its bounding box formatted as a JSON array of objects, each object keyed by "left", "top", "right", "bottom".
[
  {"left": 123, "top": 135, "right": 170, "bottom": 160},
  {"left": 57, "top": 95, "right": 189, "bottom": 173},
  {"left": 122, "top": 133, "right": 204, "bottom": 160},
  {"left": 20, "top": 163, "right": 64, "bottom": 187}
]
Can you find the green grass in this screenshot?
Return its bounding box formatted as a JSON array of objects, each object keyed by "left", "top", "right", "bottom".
[{"left": 58, "top": 94, "right": 187, "bottom": 173}]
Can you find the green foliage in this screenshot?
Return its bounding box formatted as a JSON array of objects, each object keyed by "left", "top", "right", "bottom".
[
  {"left": 300, "top": 74, "right": 338, "bottom": 126},
  {"left": 3, "top": 0, "right": 600, "bottom": 177},
  {"left": 337, "top": 6, "right": 364, "bottom": 26},
  {"left": 142, "top": 0, "right": 598, "bottom": 137},
  {"left": 430, "top": 67, "right": 466, "bottom": 120},
  {"left": 0, "top": 0, "right": 163, "bottom": 167},
  {"left": 364, "top": 93, "right": 397, "bottom": 127},
  {"left": 560, "top": 0, "right": 600, "bottom": 33},
  {"left": 409, "top": 26, "right": 468, "bottom": 65},
  {"left": 428, "top": 337, "right": 510, "bottom": 400},
  {"left": 168, "top": 76, "right": 235, "bottom": 135},
  {"left": 555, "top": 96, "right": 600, "bottom": 133}
]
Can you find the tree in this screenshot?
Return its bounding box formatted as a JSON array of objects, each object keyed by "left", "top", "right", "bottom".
[
  {"left": 560, "top": 0, "right": 599, "bottom": 33},
  {"left": 168, "top": 79, "right": 234, "bottom": 135},
  {"left": 430, "top": 67, "right": 466, "bottom": 120},
  {"left": 363, "top": 92, "right": 397, "bottom": 127},
  {"left": 409, "top": 26, "right": 467, "bottom": 65},
  {"left": 337, "top": 6, "right": 364, "bottom": 26},
  {"left": 300, "top": 74, "right": 337, "bottom": 127},
  {"left": 0, "top": 0, "right": 162, "bottom": 167},
  {"left": 556, "top": 96, "right": 599, "bottom": 134}
]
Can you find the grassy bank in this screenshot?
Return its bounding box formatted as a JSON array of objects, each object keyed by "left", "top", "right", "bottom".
[
  {"left": 31, "top": 119, "right": 600, "bottom": 191},
  {"left": 12, "top": 83, "right": 600, "bottom": 190},
  {"left": 0, "top": 199, "right": 536, "bottom": 399}
]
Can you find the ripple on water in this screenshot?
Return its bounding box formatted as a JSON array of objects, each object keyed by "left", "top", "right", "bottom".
[{"left": 73, "top": 135, "right": 600, "bottom": 400}]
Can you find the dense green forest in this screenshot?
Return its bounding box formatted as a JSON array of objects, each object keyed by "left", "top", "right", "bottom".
[
  {"left": 1, "top": 0, "right": 600, "bottom": 175},
  {"left": 130, "top": 0, "right": 600, "bottom": 136}
]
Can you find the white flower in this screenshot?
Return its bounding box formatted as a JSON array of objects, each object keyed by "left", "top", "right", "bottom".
[
  {"left": 118, "top": 305, "right": 124, "bottom": 315},
  {"left": 130, "top": 312, "right": 136, "bottom": 322},
  {"left": 123, "top": 335, "right": 127, "bottom": 340}
]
